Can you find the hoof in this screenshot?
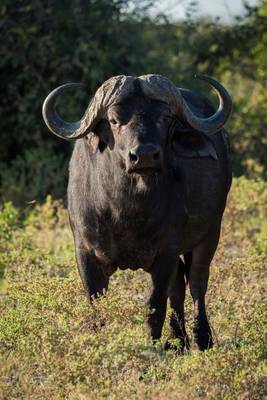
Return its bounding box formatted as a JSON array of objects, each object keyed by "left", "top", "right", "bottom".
[{"left": 194, "top": 324, "right": 213, "bottom": 351}]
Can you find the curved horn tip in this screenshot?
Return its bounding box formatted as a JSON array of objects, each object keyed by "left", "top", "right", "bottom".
[
  {"left": 45, "top": 82, "right": 83, "bottom": 99},
  {"left": 42, "top": 82, "right": 86, "bottom": 140},
  {"left": 42, "top": 82, "right": 83, "bottom": 109},
  {"left": 180, "top": 74, "right": 232, "bottom": 135}
]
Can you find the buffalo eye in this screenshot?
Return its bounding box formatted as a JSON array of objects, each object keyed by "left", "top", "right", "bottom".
[
  {"left": 109, "top": 118, "right": 119, "bottom": 126},
  {"left": 156, "top": 114, "right": 173, "bottom": 128},
  {"left": 162, "top": 115, "right": 174, "bottom": 123}
]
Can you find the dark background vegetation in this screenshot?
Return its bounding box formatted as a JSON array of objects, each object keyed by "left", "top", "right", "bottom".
[{"left": 0, "top": 0, "right": 266, "bottom": 205}]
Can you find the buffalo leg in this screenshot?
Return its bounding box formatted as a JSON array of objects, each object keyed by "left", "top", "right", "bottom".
[
  {"left": 165, "top": 257, "right": 190, "bottom": 353},
  {"left": 147, "top": 253, "right": 176, "bottom": 342},
  {"left": 75, "top": 245, "right": 109, "bottom": 302},
  {"left": 189, "top": 226, "right": 221, "bottom": 350}
]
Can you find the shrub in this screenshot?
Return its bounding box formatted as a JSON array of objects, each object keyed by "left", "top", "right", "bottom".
[
  {"left": 0, "top": 146, "right": 68, "bottom": 205},
  {"left": 0, "top": 177, "right": 266, "bottom": 399}
]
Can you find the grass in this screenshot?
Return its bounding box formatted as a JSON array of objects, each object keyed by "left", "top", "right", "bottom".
[{"left": 0, "top": 177, "right": 266, "bottom": 399}]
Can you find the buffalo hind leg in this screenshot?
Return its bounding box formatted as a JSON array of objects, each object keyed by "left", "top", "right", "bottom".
[
  {"left": 165, "top": 257, "right": 190, "bottom": 353},
  {"left": 189, "top": 225, "right": 221, "bottom": 351},
  {"left": 147, "top": 252, "right": 176, "bottom": 342},
  {"left": 75, "top": 246, "right": 110, "bottom": 302}
]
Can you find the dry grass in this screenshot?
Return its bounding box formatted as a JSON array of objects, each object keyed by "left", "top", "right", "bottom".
[{"left": 0, "top": 177, "right": 266, "bottom": 399}]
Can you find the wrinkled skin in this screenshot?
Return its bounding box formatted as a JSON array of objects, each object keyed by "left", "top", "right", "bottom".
[{"left": 68, "top": 86, "right": 232, "bottom": 352}]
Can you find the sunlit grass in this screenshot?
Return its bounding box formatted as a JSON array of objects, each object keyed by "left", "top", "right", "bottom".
[{"left": 0, "top": 177, "right": 266, "bottom": 399}]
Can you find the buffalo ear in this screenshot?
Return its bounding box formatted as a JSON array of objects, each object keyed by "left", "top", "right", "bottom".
[
  {"left": 172, "top": 129, "right": 218, "bottom": 160},
  {"left": 90, "top": 119, "right": 114, "bottom": 152}
]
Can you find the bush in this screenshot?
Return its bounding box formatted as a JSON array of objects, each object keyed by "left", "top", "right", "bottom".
[
  {"left": 0, "top": 177, "right": 266, "bottom": 398},
  {"left": 0, "top": 202, "right": 19, "bottom": 288},
  {"left": 0, "top": 146, "right": 69, "bottom": 205},
  {"left": 0, "top": 1, "right": 266, "bottom": 206}
]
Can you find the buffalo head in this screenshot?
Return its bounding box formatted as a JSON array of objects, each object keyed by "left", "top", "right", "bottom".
[{"left": 42, "top": 74, "right": 232, "bottom": 176}]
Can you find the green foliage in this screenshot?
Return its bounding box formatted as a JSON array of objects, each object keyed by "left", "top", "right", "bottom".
[
  {"left": 0, "top": 1, "right": 267, "bottom": 204},
  {"left": 213, "top": 1, "right": 267, "bottom": 179},
  {"left": 0, "top": 202, "right": 19, "bottom": 287},
  {"left": 0, "top": 145, "right": 68, "bottom": 205},
  {"left": 0, "top": 0, "right": 154, "bottom": 204},
  {"left": 0, "top": 0, "right": 153, "bottom": 160},
  {"left": 224, "top": 176, "right": 267, "bottom": 254},
  {"left": 0, "top": 202, "right": 19, "bottom": 241},
  {"left": 145, "top": 1, "right": 267, "bottom": 178},
  {"left": 0, "top": 177, "right": 266, "bottom": 399}
]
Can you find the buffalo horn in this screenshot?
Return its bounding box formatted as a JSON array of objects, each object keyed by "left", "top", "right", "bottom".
[
  {"left": 180, "top": 75, "right": 232, "bottom": 135},
  {"left": 42, "top": 83, "right": 92, "bottom": 140}
]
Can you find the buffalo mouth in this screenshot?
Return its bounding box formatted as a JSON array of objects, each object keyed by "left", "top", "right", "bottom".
[{"left": 127, "top": 167, "right": 162, "bottom": 175}]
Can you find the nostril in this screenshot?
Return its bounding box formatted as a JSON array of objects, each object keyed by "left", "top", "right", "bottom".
[
  {"left": 153, "top": 151, "right": 160, "bottom": 161},
  {"left": 129, "top": 152, "right": 138, "bottom": 162}
]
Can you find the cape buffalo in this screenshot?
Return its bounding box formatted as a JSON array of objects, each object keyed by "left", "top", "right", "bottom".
[{"left": 42, "top": 74, "right": 232, "bottom": 352}]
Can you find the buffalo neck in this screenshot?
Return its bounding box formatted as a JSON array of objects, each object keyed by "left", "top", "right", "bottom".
[{"left": 88, "top": 146, "right": 173, "bottom": 222}]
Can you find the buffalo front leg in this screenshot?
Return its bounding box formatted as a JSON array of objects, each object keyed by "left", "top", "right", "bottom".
[
  {"left": 165, "top": 257, "right": 190, "bottom": 353},
  {"left": 75, "top": 245, "right": 110, "bottom": 302},
  {"left": 189, "top": 225, "right": 221, "bottom": 351},
  {"left": 147, "top": 252, "right": 176, "bottom": 342}
]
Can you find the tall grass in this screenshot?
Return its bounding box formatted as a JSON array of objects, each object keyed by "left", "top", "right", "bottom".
[{"left": 0, "top": 177, "right": 266, "bottom": 399}]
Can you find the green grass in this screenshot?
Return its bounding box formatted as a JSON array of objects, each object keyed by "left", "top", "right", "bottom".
[{"left": 0, "top": 177, "right": 266, "bottom": 399}]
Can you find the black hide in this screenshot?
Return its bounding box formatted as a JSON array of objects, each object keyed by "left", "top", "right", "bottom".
[{"left": 67, "top": 86, "right": 232, "bottom": 352}]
